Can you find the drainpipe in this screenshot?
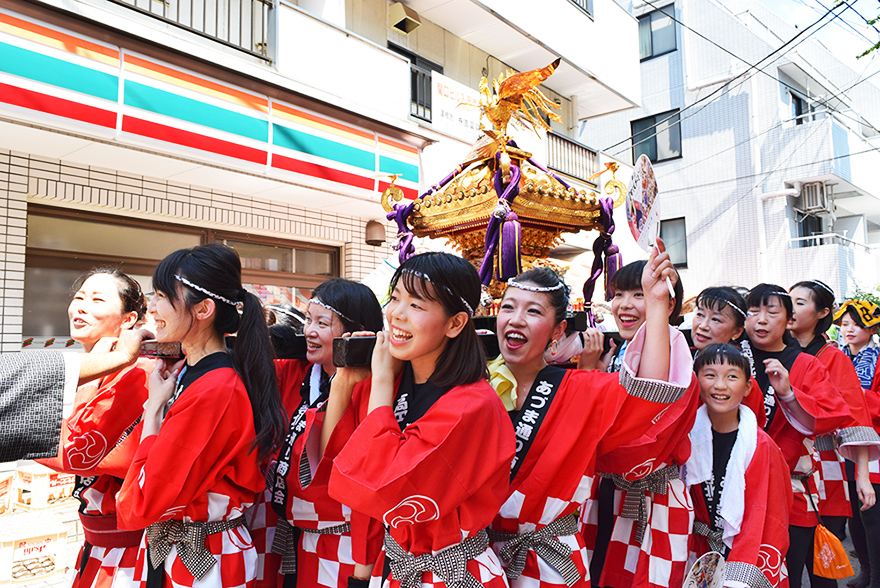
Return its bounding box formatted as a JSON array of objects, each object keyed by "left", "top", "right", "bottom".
[{"left": 756, "top": 182, "right": 801, "bottom": 280}]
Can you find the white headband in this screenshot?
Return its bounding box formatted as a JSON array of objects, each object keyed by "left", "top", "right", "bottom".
[
  {"left": 402, "top": 269, "right": 474, "bottom": 317},
  {"left": 805, "top": 280, "right": 835, "bottom": 297},
  {"left": 310, "top": 298, "right": 363, "bottom": 329},
  {"left": 175, "top": 275, "right": 243, "bottom": 312},
  {"left": 506, "top": 279, "right": 565, "bottom": 293}
]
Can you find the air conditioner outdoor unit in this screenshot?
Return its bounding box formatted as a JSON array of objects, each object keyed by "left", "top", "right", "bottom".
[{"left": 801, "top": 182, "right": 829, "bottom": 213}]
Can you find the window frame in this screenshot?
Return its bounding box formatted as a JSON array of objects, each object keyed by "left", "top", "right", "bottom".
[
  {"left": 659, "top": 217, "right": 688, "bottom": 268},
  {"left": 631, "top": 109, "right": 682, "bottom": 164},
  {"left": 388, "top": 43, "right": 443, "bottom": 123},
  {"left": 25, "top": 204, "right": 340, "bottom": 298},
  {"left": 638, "top": 6, "right": 677, "bottom": 62}
]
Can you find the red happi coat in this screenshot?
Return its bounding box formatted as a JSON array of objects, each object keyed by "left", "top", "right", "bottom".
[
  {"left": 490, "top": 326, "right": 694, "bottom": 588},
  {"left": 862, "top": 356, "right": 880, "bottom": 484},
  {"left": 583, "top": 327, "right": 700, "bottom": 588},
  {"left": 116, "top": 353, "right": 265, "bottom": 588},
  {"left": 812, "top": 342, "right": 876, "bottom": 517},
  {"left": 327, "top": 375, "right": 515, "bottom": 588},
  {"left": 37, "top": 358, "right": 153, "bottom": 588},
  {"left": 741, "top": 377, "right": 767, "bottom": 430},
  {"left": 686, "top": 406, "right": 793, "bottom": 588},
  {"left": 759, "top": 353, "right": 853, "bottom": 527},
  {"left": 266, "top": 359, "right": 381, "bottom": 588}
]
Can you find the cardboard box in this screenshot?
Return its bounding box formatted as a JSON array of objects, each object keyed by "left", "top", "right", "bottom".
[
  {"left": 0, "top": 474, "right": 13, "bottom": 517},
  {"left": 14, "top": 465, "right": 75, "bottom": 510},
  {"left": 0, "top": 512, "right": 67, "bottom": 584}
]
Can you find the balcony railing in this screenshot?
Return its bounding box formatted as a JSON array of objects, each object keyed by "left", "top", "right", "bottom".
[
  {"left": 790, "top": 233, "right": 876, "bottom": 253},
  {"left": 110, "top": 0, "right": 272, "bottom": 58},
  {"left": 546, "top": 132, "right": 598, "bottom": 184}
]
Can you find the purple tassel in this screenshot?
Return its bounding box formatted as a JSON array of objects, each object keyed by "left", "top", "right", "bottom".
[
  {"left": 582, "top": 197, "right": 619, "bottom": 327},
  {"left": 478, "top": 161, "right": 522, "bottom": 286},
  {"left": 604, "top": 243, "right": 621, "bottom": 300},
  {"left": 495, "top": 212, "right": 522, "bottom": 281}
]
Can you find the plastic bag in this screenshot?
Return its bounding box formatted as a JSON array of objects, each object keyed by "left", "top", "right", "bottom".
[{"left": 813, "top": 524, "right": 854, "bottom": 579}]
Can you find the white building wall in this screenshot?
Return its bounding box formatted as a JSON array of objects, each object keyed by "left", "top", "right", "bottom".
[{"left": 581, "top": 0, "right": 880, "bottom": 299}]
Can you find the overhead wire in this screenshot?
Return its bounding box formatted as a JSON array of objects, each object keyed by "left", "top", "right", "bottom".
[{"left": 604, "top": 0, "right": 876, "bottom": 157}]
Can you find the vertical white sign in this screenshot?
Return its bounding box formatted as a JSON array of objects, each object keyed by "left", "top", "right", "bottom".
[{"left": 431, "top": 73, "right": 483, "bottom": 143}]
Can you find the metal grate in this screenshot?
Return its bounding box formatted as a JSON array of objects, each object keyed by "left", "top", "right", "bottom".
[
  {"left": 410, "top": 65, "right": 432, "bottom": 121},
  {"left": 546, "top": 132, "right": 598, "bottom": 184},
  {"left": 109, "top": 0, "right": 272, "bottom": 59}
]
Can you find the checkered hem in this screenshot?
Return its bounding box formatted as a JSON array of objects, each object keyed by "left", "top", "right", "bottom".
[
  {"left": 619, "top": 366, "right": 688, "bottom": 404},
  {"left": 814, "top": 434, "right": 836, "bottom": 452},
  {"left": 724, "top": 561, "right": 773, "bottom": 588},
  {"left": 837, "top": 426, "right": 880, "bottom": 446}
]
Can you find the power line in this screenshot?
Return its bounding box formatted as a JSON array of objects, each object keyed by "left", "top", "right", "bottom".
[
  {"left": 604, "top": 0, "right": 867, "bottom": 157},
  {"left": 602, "top": 0, "right": 844, "bottom": 153},
  {"left": 656, "top": 118, "right": 830, "bottom": 252},
  {"left": 663, "top": 67, "right": 880, "bottom": 179}
]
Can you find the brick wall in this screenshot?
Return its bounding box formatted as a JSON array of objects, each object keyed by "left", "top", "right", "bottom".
[{"left": 1, "top": 149, "right": 396, "bottom": 350}]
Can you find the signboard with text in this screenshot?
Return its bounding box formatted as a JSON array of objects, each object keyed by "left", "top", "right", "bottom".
[{"left": 431, "top": 72, "right": 483, "bottom": 144}]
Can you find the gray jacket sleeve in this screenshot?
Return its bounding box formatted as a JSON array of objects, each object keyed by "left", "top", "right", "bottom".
[{"left": 0, "top": 351, "right": 67, "bottom": 462}]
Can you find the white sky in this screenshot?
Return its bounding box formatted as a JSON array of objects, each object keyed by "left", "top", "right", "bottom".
[{"left": 752, "top": 0, "right": 880, "bottom": 88}]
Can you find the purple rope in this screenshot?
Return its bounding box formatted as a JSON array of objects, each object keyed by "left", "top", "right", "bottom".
[
  {"left": 478, "top": 161, "right": 522, "bottom": 285},
  {"left": 385, "top": 166, "right": 468, "bottom": 264},
  {"left": 582, "top": 197, "right": 620, "bottom": 327},
  {"left": 527, "top": 157, "right": 571, "bottom": 190}
]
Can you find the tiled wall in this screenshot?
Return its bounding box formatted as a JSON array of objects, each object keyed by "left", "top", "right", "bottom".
[
  {"left": 0, "top": 149, "right": 395, "bottom": 351},
  {"left": 0, "top": 151, "right": 27, "bottom": 352}
]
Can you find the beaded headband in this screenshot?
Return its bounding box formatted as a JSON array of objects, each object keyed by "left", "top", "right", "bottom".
[
  {"left": 805, "top": 280, "right": 835, "bottom": 297},
  {"left": 309, "top": 298, "right": 363, "bottom": 330},
  {"left": 698, "top": 294, "right": 747, "bottom": 320},
  {"left": 506, "top": 278, "right": 565, "bottom": 293},
  {"left": 402, "top": 269, "right": 474, "bottom": 317},
  {"left": 174, "top": 274, "right": 243, "bottom": 312}
]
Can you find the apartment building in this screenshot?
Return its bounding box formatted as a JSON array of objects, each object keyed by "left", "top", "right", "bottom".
[
  {"left": 580, "top": 0, "right": 880, "bottom": 299},
  {"left": 0, "top": 0, "right": 640, "bottom": 350}
]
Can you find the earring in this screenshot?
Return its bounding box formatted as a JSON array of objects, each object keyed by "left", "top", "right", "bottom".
[{"left": 550, "top": 339, "right": 559, "bottom": 356}]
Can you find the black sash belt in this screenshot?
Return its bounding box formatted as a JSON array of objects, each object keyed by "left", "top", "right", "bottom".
[
  {"left": 271, "top": 518, "right": 351, "bottom": 574},
  {"left": 487, "top": 512, "right": 580, "bottom": 586},
  {"left": 600, "top": 464, "right": 680, "bottom": 544},
  {"left": 692, "top": 520, "right": 725, "bottom": 554},
  {"left": 146, "top": 515, "right": 246, "bottom": 580},
  {"left": 384, "top": 529, "right": 489, "bottom": 588}
]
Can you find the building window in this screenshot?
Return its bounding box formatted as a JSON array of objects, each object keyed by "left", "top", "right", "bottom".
[
  {"left": 631, "top": 109, "right": 681, "bottom": 164},
  {"left": 795, "top": 211, "right": 824, "bottom": 246},
  {"left": 789, "top": 91, "right": 813, "bottom": 125},
  {"left": 638, "top": 7, "right": 676, "bottom": 60},
  {"left": 567, "top": 0, "right": 592, "bottom": 17},
  {"left": 23, "top": 206, "right": 338, "bottom": 348},
  {"left": 389, "top": 44, "right": 443, "bottom": 122},
  {"left": 659, "top": 217, "right": 687, "bottom": 267}
]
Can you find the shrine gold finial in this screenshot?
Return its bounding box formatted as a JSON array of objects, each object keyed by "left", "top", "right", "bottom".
[
  {"left": 379, "top": 173, "right": 404, "bottom": 210},
  {"left": 479, "top": 58, "right": 563, "bottom": 137}
]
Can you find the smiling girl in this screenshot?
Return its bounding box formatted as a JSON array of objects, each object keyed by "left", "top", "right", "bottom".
[
  {"left": 322, "top": 252, "right": 515, "bottom": 588},
  {"left": 265, "top": 279, "right": 384, "bottom": 588},
  {"left": 743, "top": 283, "right": 871, "bottom": 588},
  {"left": 485, "top": 241, "right": 693, "bottom": 588},
  {"left": 38, "top": 269, "right": 152, "bottom": 588},
  {"left": 115, "top": 243, "right": 286, "bottom": 588}
]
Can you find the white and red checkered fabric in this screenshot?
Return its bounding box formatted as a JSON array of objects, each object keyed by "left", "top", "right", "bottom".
[{"left": 582, "top": 478, "right": 692, "bottom": 588}]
